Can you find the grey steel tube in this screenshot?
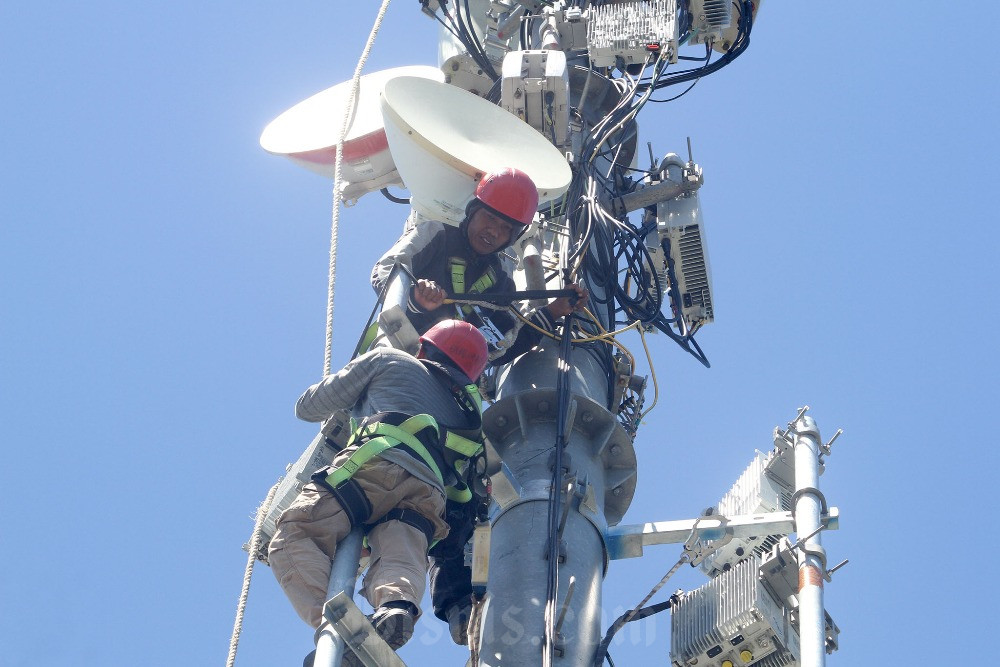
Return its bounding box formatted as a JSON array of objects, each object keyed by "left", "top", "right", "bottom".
[
  {"left": 792, "top": 417, "right": 826, "bottom": 667},
  {"left": 478, "top": 339, "right": 637, "bottom": 666},
  {"left": 518, "top": 234, "right": 548, "bottom": 308},
  {"left": 314, "top": 527, "right": 364, "bottom": 667}
]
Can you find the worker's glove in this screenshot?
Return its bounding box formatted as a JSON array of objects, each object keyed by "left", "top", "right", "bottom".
[{"left": 445, "top": 599, "right": 473, "bottom": 645}]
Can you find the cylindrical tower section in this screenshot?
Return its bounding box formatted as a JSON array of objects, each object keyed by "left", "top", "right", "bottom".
[
  {"left": 477, "top": 341, "right": 637, "bottom": 666},
  {"left": 792, "top": 416, "right": 826, "bottom": 667}
]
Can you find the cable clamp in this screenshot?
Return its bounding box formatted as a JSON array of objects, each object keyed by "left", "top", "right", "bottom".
[
  {"left": 786, "top": 525, "right": 829, "bottom": 573},
  {"left": 682, "top": 513, "right": 730, "bottom": 567},
  {"left": 790, "top": 486, "right": 829, "bottom": 515}
]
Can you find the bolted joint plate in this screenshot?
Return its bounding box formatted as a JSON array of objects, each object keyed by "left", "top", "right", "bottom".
[{"left": 483, "top": 388, "right": 637, "bottom": 526}]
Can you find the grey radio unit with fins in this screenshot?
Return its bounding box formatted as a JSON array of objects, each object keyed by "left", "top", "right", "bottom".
[
  {"left": 671, "top": 551, "right": 840, "bottom": 667},
  {"left": 698, "top": 448, "right": 794, "bottom": 578},
  {"left": 643, "top": 153, "right": 714, "bottom": 334},
  {"left": 247, "top": 409, "right": 353, "bottom": 563}
]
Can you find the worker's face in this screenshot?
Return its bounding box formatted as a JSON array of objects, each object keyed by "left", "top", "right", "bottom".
[{"left": 467, "top": 208, "right": 517, "bottom": 255}]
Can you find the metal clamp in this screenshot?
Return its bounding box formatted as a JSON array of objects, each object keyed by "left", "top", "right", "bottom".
[
  {"left": 791, "top": 486, "right": 829, "bottom": 515},
  {"left": 682, "top": 514, "right": 731, "bottom": 567},
  {"left": 774, "top": 406, "right": 811, "bottom": 450},
  {"left": 788, "top": 524, "right": 829, "bottom": 572},
  {"left": 822, "top": 428, "right": 843, "bottom": 456}
]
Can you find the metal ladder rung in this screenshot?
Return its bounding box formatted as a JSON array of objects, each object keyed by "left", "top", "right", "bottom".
[{"left": 321, "top": 592, "right": 408, "bottom": 667}]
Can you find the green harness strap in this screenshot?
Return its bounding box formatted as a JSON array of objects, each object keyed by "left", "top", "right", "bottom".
[
  {"left": 444, "top": 383, "right": 484, "bottom": 459},
  {"left": 323, "top": 415, "right": 444, "bottom": 488},
  {"left": 446, "top": 485, "right": 473, "bottom": 503},
  {"left": 442, "top": 382, "right": 486, "bottom": 502},
  {"left": 358, "top": 261, "right": 495, "bottom": 354},
  {"left": 450, "top": 258, "right": 497, "bottom": 316},
  {"left": 322, "top": 384, "right": 486, "bottom": 505},
  {"left": 450, "top": 259, "right": 466, "bottom": 296},
  {"left": 445, "top": 431, "right": 483, "bottom": 458}
]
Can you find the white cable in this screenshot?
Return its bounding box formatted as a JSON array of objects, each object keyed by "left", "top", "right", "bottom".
[
  {"left": 226, "top": 481, "right": 280, "bottom": 667},
  {"left": 324, "top": 0, "right": 394, "bottom": 376}
]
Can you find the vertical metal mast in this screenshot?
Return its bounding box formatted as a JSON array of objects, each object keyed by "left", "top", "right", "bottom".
[
  {"left": 479, "top": 301, "right": 637, "bottom": 663},
  {"left": 248, "top": 2, "right": 837, "bottom": 666},
  {"left": 792, "top": 414, "right": 828, "bottom": 667},
  {"left": 313, "top": 528, "right": 363, "bottom": 667}
]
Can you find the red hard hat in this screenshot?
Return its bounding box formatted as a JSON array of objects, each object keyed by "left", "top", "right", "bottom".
[
  {"left": 474, "top": 168, "right": 539, "bottom": 228},
  {"left": 419, "top": 320, "right": 489, "bottom": 380}
]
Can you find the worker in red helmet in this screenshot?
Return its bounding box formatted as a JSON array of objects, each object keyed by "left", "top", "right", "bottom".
[
  {"left": 269, "top": 320, "right": 490, "bottom": 666},
  {"left": 371, "top": 168, "right": 587, "bottom": 645},
  {"left": 371, "top": 167, "right": 588, "bottom": 367}
]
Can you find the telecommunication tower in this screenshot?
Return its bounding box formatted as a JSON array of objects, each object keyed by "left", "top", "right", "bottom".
[{"left": 236, "top": 2, "right": 847, "bottom": 666}]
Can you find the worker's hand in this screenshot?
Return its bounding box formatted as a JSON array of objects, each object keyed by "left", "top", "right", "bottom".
[
  {"left": 544, "top": 282, "right": 589, "bottom": 319},
  {"left": 412, "top": 279, "right": 447, "bottom": 311}
]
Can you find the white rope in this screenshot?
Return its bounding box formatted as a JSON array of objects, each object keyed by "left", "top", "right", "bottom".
[
  {"left": 227, "top": 4, "right": 396, "bottom": 663},
  {"left": 467, "top": 596, "right": 487, "bottom": 667},
  {"left": 226, "top": 480, "right": 280, "bottom": 667},
  {"left": 488, "top": 313, "right": 525, "bottom": 361},
  {"left": 324, "top": 0, "right": 394, "bottom": 376}
]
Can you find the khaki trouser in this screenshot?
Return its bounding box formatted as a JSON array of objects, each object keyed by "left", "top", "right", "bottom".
[{"left": 269, "top": 456, "right": 449, "bottom": 628}]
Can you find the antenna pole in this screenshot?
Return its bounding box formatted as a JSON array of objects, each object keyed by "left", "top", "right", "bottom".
[
  {"left": 313, "top": 527, "right": 364, "bottom": 667},
  {"left": 792, "top": 414, "right": 828, "bottom": 667}
]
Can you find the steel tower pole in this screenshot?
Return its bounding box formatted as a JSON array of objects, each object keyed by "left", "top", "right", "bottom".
[
  {"left": 314, "top": 527, "right": 363, "bottom": 667},
  {"left": 792, "top": 416, "right": 827, "bottom": 667},
  {"left": 478, "top": 330, "right": 637, "bottom": 665}
]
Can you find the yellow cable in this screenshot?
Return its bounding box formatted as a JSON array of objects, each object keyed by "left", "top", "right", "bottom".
[
  {"left": 565, "top": 307, "right": 658, "bottom": 421},
  {"left": 574, "top": 320, "right": 636, "bottom": 375},
  {"left": 511, "top": 307, "right": 562, "bottom": 340},
  {"left": 513, "top": 300, "right": 659, "bottom": 424},
  {"left": 516, "top": 304, "right": 641, "bottom": 377},
  {"left": 638, "top": 325, "right": 660, "bottom": 419}
]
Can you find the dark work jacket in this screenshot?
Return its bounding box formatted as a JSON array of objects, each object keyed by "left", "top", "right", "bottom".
[{"left": 371, "top": 220, "right": 557, "bottom": 366}]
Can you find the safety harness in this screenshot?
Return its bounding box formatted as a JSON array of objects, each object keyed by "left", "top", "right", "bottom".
[
  {"left": 311, "top": 379, "right": 485, "bottom": 547},
  {"left": 449, "top": 257, "right": 496, "bottom": 316},
  {"left": 449, "top": 258, "right": 505, "bottom": 347}
]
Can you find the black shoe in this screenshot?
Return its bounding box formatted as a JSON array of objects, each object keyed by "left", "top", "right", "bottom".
[
  {"left": 302, "top": 648, "right": 315, "bottom": 667},
  {"left": 341, "top": 603, "right": 416, "bottom": 667},
  {"left": 371, "top": 603, "right": 416, "bottom": 650}
]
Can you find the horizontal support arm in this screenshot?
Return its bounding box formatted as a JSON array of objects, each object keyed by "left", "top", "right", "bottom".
[
  {"left": 605, "top": 508, "right": 840, "bottom": 560},
  {"left": 609, "top": 174, "right": 702, "bottom": 217}
]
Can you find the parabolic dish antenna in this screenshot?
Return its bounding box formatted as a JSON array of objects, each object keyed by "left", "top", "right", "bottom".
[
  {"left": 380, "top": 76, "right": 572, "bottom": 225},
  {"left": 259, "top": 65, "right": 443, "bottom": 202}
]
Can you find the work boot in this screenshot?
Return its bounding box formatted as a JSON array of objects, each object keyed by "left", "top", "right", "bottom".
[
  {"left": 445, "top": 600, "right": 473, "bottom": 645},
  {"left": 341, "top": 601, "right": 416, "bottom": 667}
]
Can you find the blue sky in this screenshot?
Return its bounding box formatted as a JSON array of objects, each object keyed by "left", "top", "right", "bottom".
[{"left": 2, "top": 2, "right": 998, "bottom": 666}]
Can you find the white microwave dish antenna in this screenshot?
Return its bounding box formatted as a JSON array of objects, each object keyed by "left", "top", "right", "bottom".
[
  {"left": 380, "top": 76, "right": 572, "bottom": 225},
  {"left": 259, "top": 65, "right": 444, "bottom": 202}
]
